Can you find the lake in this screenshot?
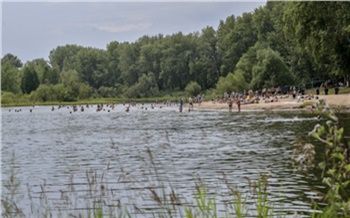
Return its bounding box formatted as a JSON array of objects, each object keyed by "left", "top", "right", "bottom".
[{"left": 2, "top": 104, "right": 349, "bottom": 217}]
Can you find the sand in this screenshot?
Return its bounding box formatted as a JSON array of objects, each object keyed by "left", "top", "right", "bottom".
[{"left": 192, "top": 94, "right": 350, "bottom": 112}]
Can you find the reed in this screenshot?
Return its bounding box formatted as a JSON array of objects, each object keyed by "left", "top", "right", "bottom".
[{"left": 6, "top": 129, "right": 347, "bottom": 218}]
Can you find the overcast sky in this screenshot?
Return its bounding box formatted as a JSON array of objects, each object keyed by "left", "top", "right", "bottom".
[{"left": 2, "top": 1, "right": 266, "bottom": 63}]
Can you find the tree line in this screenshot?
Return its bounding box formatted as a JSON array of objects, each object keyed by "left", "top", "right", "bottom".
[{"left": 2, "top": 2, "right": 349, "bottom": 103}]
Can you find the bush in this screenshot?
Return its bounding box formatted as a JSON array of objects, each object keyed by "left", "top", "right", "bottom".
[
  {"left": 185, "top": 81, "right": 201, "bottom": 96},
  {"left": 78, "top": 83, "right": 93, "bottom": 99},
  {"left": 33, "top": 84, "right": 54, "bottom": 102},
  {"left": 1, "top": 91, "right": 17, "bottom": 104},
  {"left": 97, "top": 86, "right": 117, "bottom": 98}
]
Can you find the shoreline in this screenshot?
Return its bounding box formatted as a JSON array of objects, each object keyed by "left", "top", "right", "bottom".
[
  {"left": 192, "top": 94, "right": 350, "bottom": 113},
  {"left": 2, "top": 94, "right": 349, "bottom": 113}
]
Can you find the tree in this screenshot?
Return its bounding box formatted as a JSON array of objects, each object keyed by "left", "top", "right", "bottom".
[
  {"left": 283, "top": 2, "right": 350, "bottom": 82},
  {"left": 124, "top": 73, "right": 159, "bottom": 98},
  {"left": 137, "top": 38, "right": 163, "bottom": 89},
  {"left": 59, "top": 69, "right": 81, "bottom": 100},
  {"left": 21, "top": 65, "right": 40, "bottom": 94},
  {"left": 189, "top": 26, "right": 221, "bottom": 90},
  {"left": 250, "top": 48, "right": 294, "bottom": 90},
  {"left": 1, "top": 61, "right": 22, "bottom": 94},
  {"left": 234, "top": 42, "right": 267, "bottom": 85},
  {"left": 106, "top": 41, "right": 123, "bottom": 86},
  {"left": 118, "top": 42, "right": 141, "bottom": 86},
  {"left": 1, "top": 53, "right": 23, "bottom": 68},
  {"left": 74, "top": 48, "right": 109, "bottom": 89},
  {"left": 49, "top": 44, "right": 84, "bottom": 71},
  {"left": 159, "top": 32, "right": 194, "bottom": 90},
  {"left": 217, "top": 15, "right": 236, "bottom": 77},
  {"left": 220, "top": 13, "right": 258, "bottom": 76},
  {"left": 28, "top": 58, "right": 59, "bottom": 85}
]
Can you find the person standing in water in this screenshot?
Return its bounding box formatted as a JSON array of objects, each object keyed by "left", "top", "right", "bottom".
[
  {"left": 188, "top": 96, "right": 194, "bottom": 111},
  {"left": 236, "top": 97, "right": 241, "bottom": 113},
  {"left": 227, "top": 97, "right": 233, "bottom": 112},
  {"left": 179, "top": 98, "right": 183, "bottom": 112}
]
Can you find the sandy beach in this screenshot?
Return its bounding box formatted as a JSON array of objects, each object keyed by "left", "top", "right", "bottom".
[{"left": 193, "top": 94, "right": 350, "bottom": 112}]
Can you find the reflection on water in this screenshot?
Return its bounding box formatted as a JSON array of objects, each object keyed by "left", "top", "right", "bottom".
[{"left": 1, "top": 104, "right": 349, "bottom": 216}]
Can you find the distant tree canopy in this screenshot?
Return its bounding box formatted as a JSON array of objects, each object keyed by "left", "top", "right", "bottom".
[
  {"left": 21, "top": 64, "right": 40, "bottom": 94},
  {"left": 2, "top": 2, "right": 349, "bottom": 101}
]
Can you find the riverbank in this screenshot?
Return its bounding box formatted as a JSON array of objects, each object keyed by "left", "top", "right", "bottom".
[
  {"left": 2, "top": 92, "right": 349, "bottom": 113},
  {"left": 193, "top": 94, "right": 350, "bottom": 112}
]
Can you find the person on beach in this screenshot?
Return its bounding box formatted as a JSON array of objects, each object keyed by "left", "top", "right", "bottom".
[
  {"left": 292, "top": 86, "right": 297, "bottom": 99},
  {"left": 179, "top": 98, "right": 183, "bottom": 112},
  {"left": 198, "top": 95, "right": 202, "bottom": 106}
]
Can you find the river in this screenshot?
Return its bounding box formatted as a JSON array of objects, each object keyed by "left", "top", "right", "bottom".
[{"left": 2, "top": 104, "right": 349, "bottom": 217}]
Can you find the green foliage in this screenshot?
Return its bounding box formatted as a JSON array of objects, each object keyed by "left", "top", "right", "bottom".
[
  {"left": 222, "top": 12, "right": 258, "bottom": 76},
  {"left": 190, "top": 26, "right": 221, "bottom": 90},
  {"left": 294, "top": 99, "right": 350, "bottom": 217},
  {"left": 49, "top": 44, "right": 84, "bottom": 71},
  {"left": 234, "top": 42, "right": 266, "bottom": 86},
  {"left": 216, "top": 75, "right": 233, "bottom": 95},
  {"left": 21, "top": 64, "right": 40, "bottom": 94},
  {"left": 1, "top": 61, "right": 22, "bottom": 94},
  {"left": 1, "top": 53, "right": 23, "bottom": 68},
  {"left": 185, "top": 81, "right": 202, "bottom": 96},
  {"left": 283, "top": 2, "right": 350, "bottom": 78},
  {"left": 1, "top": 152, "right": 24, "bottom": 217},
  {"left": 59, "top": 69, "right": 80, "bottom": 100},
  {"left": 215, "top": 72, "right": 247, "bottom": 95},
  {"left": 97, "top": 86, "right": 118, "bottom": 98},
  {"left": 250, "top": 48, "right": 294, "bottom": 90},
  {"left": 1, "top": 91, "right": 18, "bottom": 105},
  {"left": 124, "top": 73, "right": 159, "bottom": 98},
  {"left": 34, "top": 84, "right": 55, "bottom": 102}
]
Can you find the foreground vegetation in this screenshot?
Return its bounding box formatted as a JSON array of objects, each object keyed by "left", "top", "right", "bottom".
[{"left": 2, "top": 2, "right": 349, "bottom": 105}]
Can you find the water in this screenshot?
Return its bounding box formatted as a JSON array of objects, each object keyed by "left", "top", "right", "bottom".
[{"left": 1, "top": 104, "right": 349, "bottom": 217}]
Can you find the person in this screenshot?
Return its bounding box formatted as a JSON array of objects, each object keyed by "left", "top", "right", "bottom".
[
  {"left": 292, "top": 86, "right": 297, "bottom": 99},
  {"left": 197, "top": 95, "right": 202, "bottom": 106},
  {"left": 179, "top": 98, "right": 183, "bottom": 112},
  {"left": 235, "top": 97, "right": 241, "bottom": 113},
  {"left": 324, "top": 82, "right": 329, "bottom": 95},
  {"left": 188, "top": 96, "right": 194, "bottom": 111},
  {"left": 301, "top": 84, "right": 306, "bottom": 95},
  {"left": 335, "top": 85, "right": 339, "bottom": 95},
  {"left": 227, "top": 98, "right": 233, "bottom": 112}
]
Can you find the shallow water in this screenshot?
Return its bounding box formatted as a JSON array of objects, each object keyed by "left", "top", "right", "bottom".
[{"left": 1, "top": 104, "right": 349, "bottom": 217}]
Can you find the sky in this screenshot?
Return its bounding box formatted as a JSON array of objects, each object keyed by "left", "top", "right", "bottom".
[{"left": 1, "top": 1, "right": 266, "bottom": 64}]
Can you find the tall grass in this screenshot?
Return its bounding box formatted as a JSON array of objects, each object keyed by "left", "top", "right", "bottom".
[{"left": 2, "top": 146, "right": 301, "bottom": 218}]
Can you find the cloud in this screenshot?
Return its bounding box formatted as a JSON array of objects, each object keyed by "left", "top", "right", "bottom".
[{"left": 92, "top": 22, "right": 152, "bottom": 33}]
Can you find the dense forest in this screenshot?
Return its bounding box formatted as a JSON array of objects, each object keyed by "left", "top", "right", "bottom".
[{"left": 2, "top": 2, "right": 350, "bottom": 103}]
